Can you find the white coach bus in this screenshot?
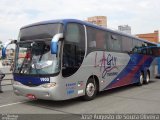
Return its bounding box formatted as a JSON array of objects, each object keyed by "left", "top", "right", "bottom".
[{"left": 2, "top": 19, "right": 160, "bottom": 101}]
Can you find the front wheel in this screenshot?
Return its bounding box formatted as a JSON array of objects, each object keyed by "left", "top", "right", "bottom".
[{"left": 83, "top": 78, "right": 97, "bottom": 101}]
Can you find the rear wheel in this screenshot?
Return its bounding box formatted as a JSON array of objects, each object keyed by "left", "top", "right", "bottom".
[
  {"left": 144, "top": 72, "right": 150, "bottom": 84},
  {"left": 138, "top": 72, "right": 144, "bottom": 86},
  {"left": 83, "top": 78, "right": 97, "bottom": 101}
]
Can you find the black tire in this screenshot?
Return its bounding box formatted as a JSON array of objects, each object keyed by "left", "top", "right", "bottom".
[
  {"left": 83, "top": 78, "right": 97, "bottom": 101},
  {"left": 138, "top": 72, "right": 144, "bottom": 86},
  {"left": 144, "top": 72, "right": 150, "bottom": 84}
]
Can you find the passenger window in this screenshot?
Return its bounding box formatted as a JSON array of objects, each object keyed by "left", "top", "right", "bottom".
[
  {"left": 87, "top": 27, "right": 106, "bottom": 53},
  {"left": 106, "top": 32, "right": 112, "bottom": 51},
  {"left": 110, "top": 34, "right": 122, "bottom": 51},
  {"left": 122, "top": 37, "right": 132, "bottom": 53},
  {"left": 141, "top": 42, "right": 147, "bottom": 54},
  {"left": 96, "top": 31, "right": 106, "bottom": 49},
  {"left": 147, "top": 43, "right": 156, "bottom": 55},
  {"left": 132, "top": 40, "right": 141, "bottom": 54}
]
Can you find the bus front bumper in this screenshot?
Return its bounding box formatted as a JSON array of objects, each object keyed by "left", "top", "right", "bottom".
[{"left": 13, "top": 84, "right": 61, "bottom": 100}]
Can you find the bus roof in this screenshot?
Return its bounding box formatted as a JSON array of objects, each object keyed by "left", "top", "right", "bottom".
[{"left": 21, "top": 19, "right": 157, "bottom": 45}]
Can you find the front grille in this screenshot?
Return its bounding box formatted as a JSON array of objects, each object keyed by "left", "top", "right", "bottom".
[{"left": 24, "top": 84, "right": 40, "bottom": 87}]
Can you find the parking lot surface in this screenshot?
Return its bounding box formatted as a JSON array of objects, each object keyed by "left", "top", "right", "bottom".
[{"left": 1, "top": 79, "right": 160, "bottom": 114}]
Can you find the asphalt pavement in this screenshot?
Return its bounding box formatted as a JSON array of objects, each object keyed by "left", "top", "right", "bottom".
[
  {"left": 1, "top": 68, "right": 160, "bottom": 120},
  {"left": 1, "top": 79, "right": 160, "bottom": 114}
]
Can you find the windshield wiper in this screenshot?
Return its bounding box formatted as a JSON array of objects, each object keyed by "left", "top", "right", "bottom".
[{"left": 19, "top": 57, "right": 30, "bottom": 74}]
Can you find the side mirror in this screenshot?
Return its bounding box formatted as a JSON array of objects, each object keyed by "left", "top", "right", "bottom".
[
  {"left": 2, "top": 40, "right": 17, "bottom": 59},
  {"left": 51, "top": 33, "right": 63, "bottom": 54}
]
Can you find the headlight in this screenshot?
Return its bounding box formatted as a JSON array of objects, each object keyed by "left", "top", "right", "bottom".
[
  {"left": 41, "top": 82, "right": 56, "bottom": 88},
  {"left": 14, "top": 81, "right": 22, "bottom": 85}
]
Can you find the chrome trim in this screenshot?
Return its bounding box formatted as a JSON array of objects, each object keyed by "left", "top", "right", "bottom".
[{"left": 83, "top": 25, "right": 87, "bottom": 57}]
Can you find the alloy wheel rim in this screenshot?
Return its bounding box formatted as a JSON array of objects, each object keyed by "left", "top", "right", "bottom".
[
  {"left": 86, "top": 83, "right": 95, "bottom": 97},
  {"left": 146, "top": 74, "right": 149, "bottom": 83},
  {"left": 140, "top": 74, "right": 143, "bottom": 84}
]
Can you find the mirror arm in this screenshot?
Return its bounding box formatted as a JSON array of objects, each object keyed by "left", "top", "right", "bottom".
[
  {"left": 51, "top": 33, "right": 63, "bottom": 54},
  {"left": 52, "top": 33, "right": 63, "bottom": 43}
]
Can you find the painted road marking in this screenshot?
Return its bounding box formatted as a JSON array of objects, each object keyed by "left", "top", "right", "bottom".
[{"left": 0, "top": 101, "right": 29, "bottom": 108}]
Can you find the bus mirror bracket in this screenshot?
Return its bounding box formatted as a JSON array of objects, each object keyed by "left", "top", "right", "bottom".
[
  {"left": 2, "top": 40, "right": 17, "bottom": 59},
  {"left": 51, "top": 33, "right": 63, "bottom": 54}
]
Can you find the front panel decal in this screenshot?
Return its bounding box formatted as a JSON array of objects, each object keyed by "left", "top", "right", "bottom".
[
  {"left": 66, "top": 83, "right": 76, "bottom": 95},
  {"left": 14, "top": 75, "right": 50, "bottom": 86}
]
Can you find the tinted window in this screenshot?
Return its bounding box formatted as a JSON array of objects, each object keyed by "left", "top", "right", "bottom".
[
  {"left": 62, "top": 23, "right": 85, "bottom": 77},
  {"left": 147, "top": 43, "right": 158, "bottom": 56},
  {"left": 87, "top": 27, "right": 106, "bottom": 51},
  {"left": 109, "top": 34, "right": 122, "bottom": 51},
  {"left": 122, "top": 36, "right": 132, "bottom": 53},
  {"left": 20, "top": 24, "right": 63, "bottom": 41},
  {"left": 132, "top": 39, "right": 142, "bottom": 54},
  {"left": 141, "top": 42, "right": 147, "bottom": 54},
  {"left": 147, "top": 43, "right": 156, "bottom": 55},
  {"left": 132, "top": 39, "right": 155, "bottom": 55},
  {"left": 66, "top": 24, "right": 84, "bottom": 43}
]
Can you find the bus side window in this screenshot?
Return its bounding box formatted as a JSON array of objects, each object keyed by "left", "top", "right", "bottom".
[
  {"left": 132, "top": 39, "right": 142, "bottom": 54},
  {"left": 122, "top": 37, "right": 132, "bottom": 53},
  {"left": 95, "top": 31, "right": 106, "bottom": 49},
  {"left": 110, "top": 34, "right": 122, "bottom": 52},
  {"left": 141, "top": 43, "right": 147, "bottom": 55},
  {"left": 87, "top": 27, "right": 106, "bottom": 53},
  {"left": 105, "top": 32, "right": 110, "bottom": 51},
  {"left": 87, "top": 27, "right": 96, "bottom": 48}
]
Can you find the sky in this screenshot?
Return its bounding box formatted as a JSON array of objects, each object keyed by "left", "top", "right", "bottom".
[{"left": 0, "top": 0, "right": 160, "bottom": 43}]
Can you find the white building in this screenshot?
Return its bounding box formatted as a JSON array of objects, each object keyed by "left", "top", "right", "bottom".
[{"left": 118, "top": 25, "right": 131, "bottom": 34}]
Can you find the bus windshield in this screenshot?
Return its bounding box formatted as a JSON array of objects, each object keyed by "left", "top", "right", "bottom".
[
  {"left": 19, "top": 23, "right": 62, "bottom": 41},
  {"left": 15, "top": 41, "right": 60, "bottom": 75},
  {"left": 14, "top": 23, "right": 63, "bottom": 75}
]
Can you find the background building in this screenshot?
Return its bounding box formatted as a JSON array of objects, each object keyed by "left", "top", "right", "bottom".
[
  {"left": 118, "top": 25, "right": 131, "bottom": 34},
  {"left": 86, "top": 16, "right": 107, "bottom": 27},
  {"left": 136, "top": 30, "right": 159, "bottom": 43}
]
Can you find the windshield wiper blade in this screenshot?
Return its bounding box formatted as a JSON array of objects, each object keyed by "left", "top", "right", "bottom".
[{"left": 19, "top": 57, "right": 29, "bottom": 74}]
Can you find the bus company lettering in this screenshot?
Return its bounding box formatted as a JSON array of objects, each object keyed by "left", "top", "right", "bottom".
[
  {"left": 66, "top": 83, "right": 76, "bottom": 87},
  {"left": 95, "top": 52, "right": 118, "bottom": 78},
  {"left": 66, "top": 83, "right": 76, "bottom": 95}
]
